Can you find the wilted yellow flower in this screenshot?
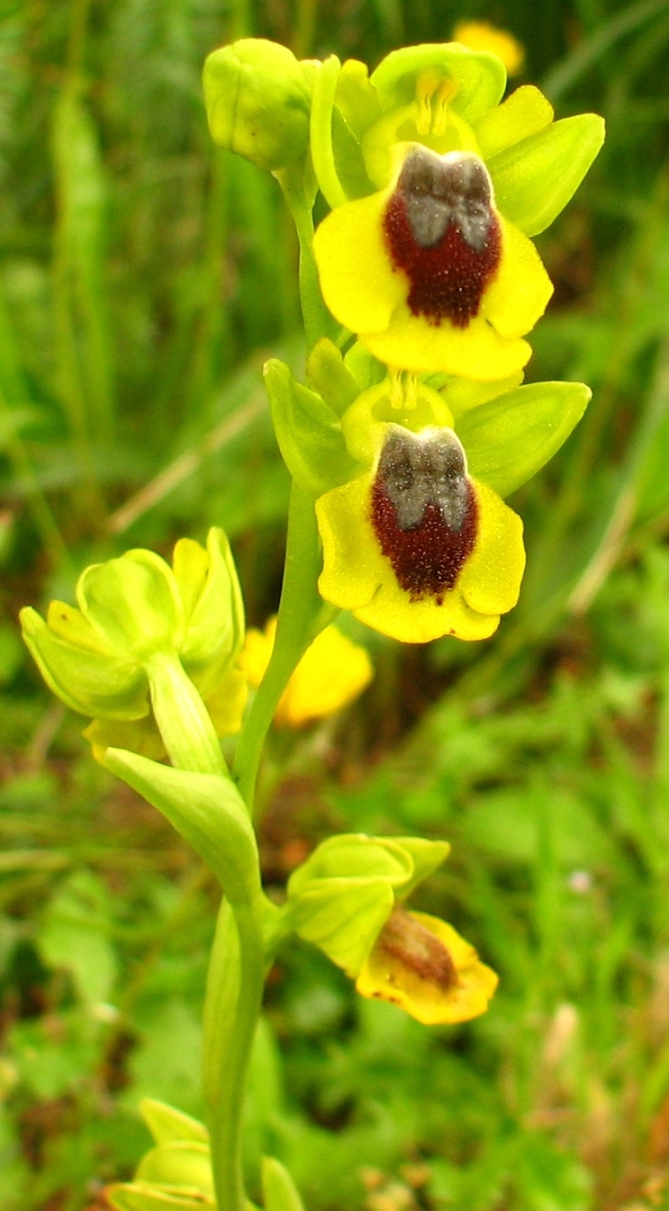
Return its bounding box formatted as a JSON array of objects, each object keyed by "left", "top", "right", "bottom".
[
  {"left": 240, "top": 618, "right": 373, "bottom": 726},
  {"left": 453, "top": 21, "right": 525, "bottom": 77},
  {"left": 356, "top": 904, "right": 498, "bottom": 1024}
]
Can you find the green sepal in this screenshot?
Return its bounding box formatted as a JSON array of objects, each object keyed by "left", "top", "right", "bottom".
[
  {"left": 310, "top": 55, "right": 348, "bottom": 208},
  {"left": 20, "top": 605, "right": 149, "bottom": 721},
  {"left": 285, "top": 834, "right": 449, "bottom": 975},
  {"left": 393, "top": 836, "right": 452, "bottom": 896},
  {"left": 141, "top": 1099, "right": 208, "bottom": 1146},
  {"left": 287, "top": 878, "right": 394, "bottom": 976},
  {"left": 78, "top": 550, "right": 183, "bottom": 662},
  {"left": 343, "top": 343, "right": 387, "bottom": 392},
  {"left": 331, "top": 61, "right": 380, "bottom": 200},
  {"left": 136, "top": 1143, "right": 214, "bottom": 1197},
  {"left": 370, "top": 43, "right": 506, "bottom": 125},
  {"left": 203, "top": 39, "right": 312, "bottom": 172},
  {"left": 458, "top": 381, "right": 591, "bottom": 498},
  {"left": 173, "top": 528, "right": 245, "bottom": 698},
  {"left": 306, "top": 339, "right": 360, "bottom": 416},
  {"left": 262, "top": 1157, "right": 305, "bottom": 1211},
  {"left": 488, "top": 113, "right": 605, "bottom": 236},
  {"left": 102, "top": 749, "right": 260, "bottom": 904},
  {"left": 107, "top": 1184, "right": 213, "bottom": 1210},
  {"left": 439, "top": 371, "right": 524, "bottom": 417},
  {"left": 473, "top": 84, "right": 553, "bottom": 160},
  {"left": 264, "top": 358, "right": 357, "bottom": 497},
  {"left": 336, "top": 59, "right": 381, "bottom": 141}
]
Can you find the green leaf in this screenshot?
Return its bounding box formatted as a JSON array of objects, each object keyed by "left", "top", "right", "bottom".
[
  {"left": 488, "top": 113, "right": 605, "bottom": 236},
  {"left": 38, "top": 870, "right": 117, "bottom": 1005},
  {"left": 102, "top": 750, "right": 260, "bottom": 904},
  {"left": 458, "top": 381, "right": 591, "bottom": 498},
  {"left": 262, "top": 1157, "right": 305, "bottom": 1211},
  {"left": 140, "top": 1100, "right": 208, "bottom": 1147},
  {"left": 264, "top": 359, "right": 357, "bottom": 497}
]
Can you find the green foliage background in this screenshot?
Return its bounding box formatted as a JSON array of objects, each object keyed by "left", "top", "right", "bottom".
[{"left": 2, "top": 0, "right": 669, "bottom": 1208}]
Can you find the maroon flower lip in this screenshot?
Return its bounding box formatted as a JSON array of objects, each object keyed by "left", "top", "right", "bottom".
[
  {"left": 383, "top": 149, "right": 501, "bottom": 328},
  {"left": 370, "top": 427, "right": 478, "bottom": 603}
]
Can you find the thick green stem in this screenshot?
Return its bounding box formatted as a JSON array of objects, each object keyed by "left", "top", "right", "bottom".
[
  {"left": 200, "top": 146, "right": 331, "bottom": 1211},
  {"left": 233, "top": 481, "right": 330, "bottom": 810},
  {"left": 203, "top": 896, "right": 265, "bottom": 1211}
]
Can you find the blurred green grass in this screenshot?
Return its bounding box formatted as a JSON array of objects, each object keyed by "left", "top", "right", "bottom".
[{"left": 2, "top": 0, "right": 669, "bottom": 1208}]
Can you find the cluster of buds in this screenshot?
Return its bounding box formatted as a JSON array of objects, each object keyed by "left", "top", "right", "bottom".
[{"left": 205, "top": 36, "right": 603, "bottom": 644}]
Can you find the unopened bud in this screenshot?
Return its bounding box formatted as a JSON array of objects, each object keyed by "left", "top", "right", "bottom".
[{"left": 203, "top": 38, "right": 312, "bottom": 171}]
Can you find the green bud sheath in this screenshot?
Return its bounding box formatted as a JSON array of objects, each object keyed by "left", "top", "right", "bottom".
[{"left": 203, "top": 39, "right": 312, "bottom": 171}]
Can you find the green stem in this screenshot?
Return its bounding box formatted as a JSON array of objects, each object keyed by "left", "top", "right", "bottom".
[
  {"left": 233, "top": 481, "right": 329, "bottom": 809},
  {"left": 144, "top": 650, "right": 227, "bottom": 777},
  {"left": 203, "top": 896, "right": 265, "bottom": 1211},
  {"left": 276, "top": 165, "right": 332, "bottom": 350}
]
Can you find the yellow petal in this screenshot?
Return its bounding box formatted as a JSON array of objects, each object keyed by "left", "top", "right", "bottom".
[
  {"left": 277, "top": 627, "right": 373, "bottom": 726},
  {"left": 356, "top": 909, "right": 498, "bottom": 1025},
  {"left": 313, "top": 192, "right": 405, "bottom": 334},
  {"left": 204, "top": 668, "right": 248, "bottom": 735},
  {"left": 317, "top": 430, "right": 526, "bottom": 644},
  {"left": 459, "top": 480, "right": 526, "bottom": 616},
  {"left": 316, "top": 476, "right": 385, "bottom": 612},
  {"left": 238, "top": 619, "right": 277, "bottom": 686},
  {"left": 240, "top": 613, "right": 373, "bottom": 727},
  {"left": 453, "top": 21, "right": 525, "bottom": 77},
  {"left": 362, "top": 308, "right": 533, "bottom": 380},
  {"left": 483, "top": 215, "right": 553, "bottom": 340}
]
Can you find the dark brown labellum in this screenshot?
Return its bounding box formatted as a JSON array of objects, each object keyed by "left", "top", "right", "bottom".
[
  {"left": 375, "top": 905, "right": 459, "bottom": 992},
  {"left": 371, "top": 426, "right": 478, "bottom": 603},
  {"left": 383, "top": 148, "right": 501, "bottom": 327}
]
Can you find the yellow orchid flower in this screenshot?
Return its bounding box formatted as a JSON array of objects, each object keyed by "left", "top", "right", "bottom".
[
  {"left": 240, "top": 617, "right": 373, "bottom": 726},
  {"left": 315, "top": 380, "right": 525, "bottom": 644},
  {"left": 452, "top": 21, "right": 525, "bottom": 77},
  {"left": 313, "top": 143, "right": 552, "bottom": 380},
  {"left": 356, "top": 905, "right": 498, "bottom": 1024}
]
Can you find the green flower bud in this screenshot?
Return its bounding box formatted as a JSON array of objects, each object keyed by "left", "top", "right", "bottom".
[
  {"left": 203, "top": 38, "right": 313, "bottom": 171},
  {"left": 21, "top": 529, "right": 247, "bottom": 759}
]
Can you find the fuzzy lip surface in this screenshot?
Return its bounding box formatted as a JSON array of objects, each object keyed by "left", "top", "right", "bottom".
[
  {"left": 371, "top": 427, "right": 478, "bottom": 603},
  {"left": 383, "top": 148, "right": 501, "bottom": 327}
]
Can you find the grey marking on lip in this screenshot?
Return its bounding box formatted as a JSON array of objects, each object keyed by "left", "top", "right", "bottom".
[
  {"left": 397, "top": 149, "right": 494, "bottom": 252},
  {"left": 379, "top": 427, "right": 469, "bottom": 532}
]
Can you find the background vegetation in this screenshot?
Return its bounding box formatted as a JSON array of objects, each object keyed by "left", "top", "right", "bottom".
[{"left": 2, "top": 0, "right": 669, "bottom": 1207}]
